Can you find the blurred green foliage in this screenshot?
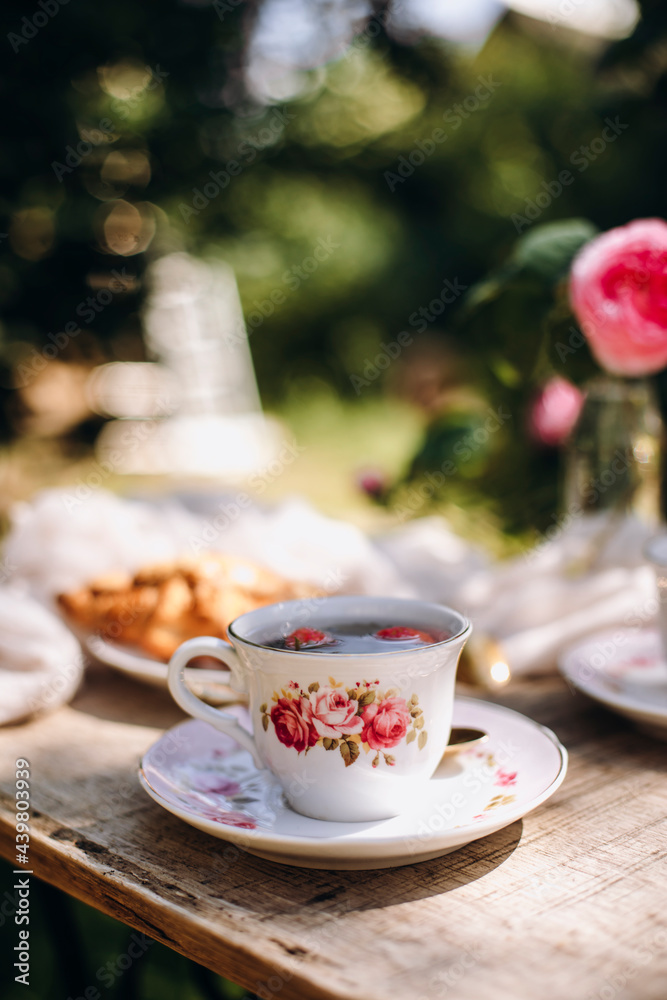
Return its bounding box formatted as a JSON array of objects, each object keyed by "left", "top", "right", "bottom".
[
  {"left": 1, "top": 0, "right": 667, "bottom": 531},
  {"left": 0, "top": 860, "right": 252, "bottom": 1000}
]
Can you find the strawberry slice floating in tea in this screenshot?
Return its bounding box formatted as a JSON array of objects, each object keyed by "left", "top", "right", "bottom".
[
  {"left": 270, "top": 623, "right": 449, "bottom": 653},
  {"left": 374, "top": 626, "right": 436, "bottom": 644},
  {"left": 284, "top": 627, "right": 335, "bottom": 650}
]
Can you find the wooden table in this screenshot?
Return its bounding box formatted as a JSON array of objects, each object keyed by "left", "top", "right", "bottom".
[{"left": 1, "top": 663, "right": 666, "bottom": 1000}]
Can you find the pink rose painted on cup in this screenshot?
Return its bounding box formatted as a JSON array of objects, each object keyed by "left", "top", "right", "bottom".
[
  {"left": 529, "top": 376, "right": 584, "bottom": 447},
  {"left": 270, "top": 697, "right": 316, "bottom": 753},
  {"left": 261, "top": 678, "right": 428, "bottom": 767},
  {"left": 304, "top": 687, "right": 363, "bottom": 738},
  {"left": 569, "top": 218, "right": 667, "bottom": 376},
  {"left": 361, "top": 696, "right": 412, "bottom": 750}
]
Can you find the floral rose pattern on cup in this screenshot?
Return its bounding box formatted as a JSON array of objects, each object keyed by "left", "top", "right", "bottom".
[
  {"left": 361, "top": 697, "right": 412, "bottom": 752},
  {"left": 306, "top": 686, "right": 364, "bottom": 739},
  {"left": 269, "top": 697, "right": 318, "bottom": 754},
  {"left": 260, "top": 677, "right": 427, "bottom": 767}
]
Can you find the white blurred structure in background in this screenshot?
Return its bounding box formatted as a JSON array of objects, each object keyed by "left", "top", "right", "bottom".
[
  {"left": 90, "top": 253, "right": 281, "bottom": 479},
  {"left": 243, "top": 0, "right": 639, "bottom": 105}
]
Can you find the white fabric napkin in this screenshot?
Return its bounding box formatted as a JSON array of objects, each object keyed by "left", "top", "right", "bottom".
[
  {"left": 0, "top": 583, "right": 84, "bottom": 724},
  {"left": 377, "top": 510, "right": 656, "bottom": 673},
  {"left": 4, "top": 488, "right": 409, "bottom": 601},
  {"left": 0, "top": 487, "right": 659, "bottom": 724}
]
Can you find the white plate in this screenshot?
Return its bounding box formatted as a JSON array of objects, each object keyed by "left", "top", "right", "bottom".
[
  {"left": 84, "top": 633, "right": 238, "bottom": 703},
  {"left": 138, "top": 698, "right": 567, "bottom": 870},
  {"left": 559, "top": 627, "right": 667, "bottom": 739}
]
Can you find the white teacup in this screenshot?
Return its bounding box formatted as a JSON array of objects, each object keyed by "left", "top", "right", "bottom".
[{"left": 167, "top": 595, "right": 471, "bottom": 822}]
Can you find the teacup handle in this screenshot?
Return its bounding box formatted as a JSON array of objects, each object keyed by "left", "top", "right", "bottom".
[{"left": 168, "top": 636, "right": 264, "bottom": 769}]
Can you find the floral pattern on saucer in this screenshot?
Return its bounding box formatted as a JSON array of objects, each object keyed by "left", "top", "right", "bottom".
[
  {"left": 456, "top": 749, "right": 519, "bottom": 821},
  {"left": 141, "top": 708, "right": 282, "bottom": 830},
  {"left": 260, "top": 677, "right": 427, "bottom": 768},
  {"left": 139, "top": 699, "right": 568, "bottom": 870},
  {"left": 144, "top": 720, "right": 522, "bottom": 832}
]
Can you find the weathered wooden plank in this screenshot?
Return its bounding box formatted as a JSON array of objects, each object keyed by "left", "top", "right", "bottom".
[{"left": 1, "top": 663, "right": 666, "bottom": 1000}]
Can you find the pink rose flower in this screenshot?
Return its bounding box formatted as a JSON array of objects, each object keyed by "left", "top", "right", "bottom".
[
  {"left": 529, "top": 376, "right": 584, "bottom": 447},
  {"left": 270, "top": 697, "right": 317, "bottom": 753},
  {"left": 356, "top": 467, "right": 388, "bottom": 501},
  {"left": 361, "top": 696, "right": 412, "bottom": 750},
  {"left": 569, "top": 218, "right": 667, "bottom": 376},
  {"left": 304, "top": 687, "right": 363, "bottom": 738}
]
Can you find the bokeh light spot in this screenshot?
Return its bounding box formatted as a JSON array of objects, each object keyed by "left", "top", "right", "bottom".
[
  {"left": 9, "top": 208, "right": 55, "bottom": 262},
  {"left": 101, "top": 150, "right": 151, "bottom": 188},
  {"left": 96, "top": 200, "right": 156, "bottom": 256},
  {"left": 98, "top": 59, "right": 151, "bottom": 100}
]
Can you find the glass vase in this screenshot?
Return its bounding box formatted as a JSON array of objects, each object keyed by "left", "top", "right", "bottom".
[{"left": 563, "top": 376, "right": 660, "bottom": 524}]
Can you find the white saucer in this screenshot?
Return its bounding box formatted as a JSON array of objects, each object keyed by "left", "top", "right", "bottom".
[
  {"left": 138, "top": 698, "right": 567, "bottom": 870},
  {"left": 84, "top": 634, "right": 238, "bottom": 704},
  {"left": 559, "top": 627, "right": 667, "bottom": 739}
]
